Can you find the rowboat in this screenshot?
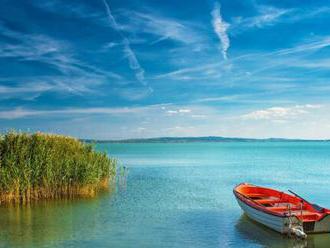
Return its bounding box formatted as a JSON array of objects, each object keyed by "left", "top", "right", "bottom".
[{"left": 233, "top": 183, "right": 330, "bottom": 239}]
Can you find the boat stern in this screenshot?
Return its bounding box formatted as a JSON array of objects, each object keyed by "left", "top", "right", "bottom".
[{"left": 305, "top": 214, "right": 330, "bottom": 233}]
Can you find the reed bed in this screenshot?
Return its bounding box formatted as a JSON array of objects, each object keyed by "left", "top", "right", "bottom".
[{"left": 0, "top": 132, "right": 116, "bottom": 204}]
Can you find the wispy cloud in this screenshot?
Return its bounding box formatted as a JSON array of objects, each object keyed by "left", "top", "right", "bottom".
[
  {"left": 153, "top": 30, "right": 330, "bottom": 84},
  {"left": 0, "top": 103, "right": 218, "bottom": 121},
  {"left": 241, "top": 104, "right": 322, "bottom": 120},
  {"left": 0, "top": 83, "right": 53, "bottom": 95},
  {"left": 153, "top": 61, "right": 223, "bottom": 81},
  {"left": 211, "top": 2, "right": 230, "bottom": 60},
  {"left": 279, "top": 6, "right": 330, "bottom": 24},
  {"left": 33, "top": 0, "right": 152, "bottom": 98},
  {"left": 102, "top": 0, "right": 120, "bottom": 28},
  {"left": 0, "top": 102, "right": 200, "bottom": 120},
  {"left": 122, "top": 38, "right": 146, "bottom": 86},
  {"left": 249, "top": 6, "right": 290, "bottom": 28},
  {"left": 117, "top": 10, "right": 203, "bottom": 45},
  {"left": 231, "top": 5, "right": 330, "bottom": 33},
  {"left": 32, "top": 0, "right": 103, "bottom": 20},
  {"left": 0, "top": 21, "right": 122, "bottom": 98},
  {"left": 195, "top": 95, "right": 247, "bottom": 103},
  {"left": 232, "top": 6, "right": 291, "bottom": 30},
  {"left": 0, "top": 82, "right": 54, "bottom": 100},
  {"left": 272, "top": 36, "right": 330, "bottom": 56},
  {"left": 102, "top": 0, "right": 150, "bottom": 89},
  {"left": 0, "top": 104, "right": 167, "bottom": 119}
]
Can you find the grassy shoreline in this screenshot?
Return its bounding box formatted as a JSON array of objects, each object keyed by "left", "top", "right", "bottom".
[{"left": 0, "top": 132, "right": 116, "bottom": 204}]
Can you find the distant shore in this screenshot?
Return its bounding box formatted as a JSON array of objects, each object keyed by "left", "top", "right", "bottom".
[{"left": 82, "top": 136, "right": 330, "bottom": 144}]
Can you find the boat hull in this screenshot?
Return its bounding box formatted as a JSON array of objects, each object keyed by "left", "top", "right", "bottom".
[
  {"left": 236, "top": 195, "right": 289, "bottom": 233},
  {"left": 312, "top": 215, "right": 330, "bottom": 233}
]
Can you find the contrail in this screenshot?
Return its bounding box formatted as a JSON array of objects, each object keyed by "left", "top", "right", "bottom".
[
  {"left": 102, "top": 0, "right": 149, "bottom": 87},
  {"left": 211, "top": 2, "right": 230, "bottom": 60}
]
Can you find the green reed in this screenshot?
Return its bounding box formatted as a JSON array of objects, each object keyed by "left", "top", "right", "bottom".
[{"left": 0, "top": 132, "right": 116, "bottom": 204}]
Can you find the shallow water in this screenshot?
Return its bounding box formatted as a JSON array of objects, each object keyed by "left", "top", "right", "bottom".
[{"left": 1, "top": 142, "right": 330, "bottom": 247}]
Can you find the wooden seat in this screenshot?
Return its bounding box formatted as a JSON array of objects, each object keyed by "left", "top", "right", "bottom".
[
  {"left": 246, "top": 193, "right": 267, "bottom": 198},
  {"left": 255, "top": 199, "right": 281, "bottom": 204},
  {"left": 266, "top": 206, "right": 300, "bottom": 212},
  {"left": 246, "top": 193, "right": 270, "bottom": 200},
  {"left": 290, "top": 210, "right": 321, "bottom": 220}
]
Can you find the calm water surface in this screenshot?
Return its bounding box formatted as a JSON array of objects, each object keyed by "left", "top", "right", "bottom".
[{"left": 1, "top": 142, "right": 330, "bottom": 247}]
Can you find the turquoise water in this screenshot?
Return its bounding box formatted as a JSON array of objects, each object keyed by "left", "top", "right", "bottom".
[{"left": 1, "top": 142, "right": 330, "bottom": 247}]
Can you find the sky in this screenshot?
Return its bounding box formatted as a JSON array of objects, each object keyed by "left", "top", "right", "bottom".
[{"left": 1, "top": 0, "right": 330, "bottom": 139}]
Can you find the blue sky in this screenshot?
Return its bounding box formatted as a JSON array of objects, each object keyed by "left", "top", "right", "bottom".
[{"left": 1, "top": 0, "right": 330, "bottom": 139}]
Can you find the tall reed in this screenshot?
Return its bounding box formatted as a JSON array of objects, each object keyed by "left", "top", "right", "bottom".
[{"left": 0, "top": 132, "right": 116, "bottom": 204}]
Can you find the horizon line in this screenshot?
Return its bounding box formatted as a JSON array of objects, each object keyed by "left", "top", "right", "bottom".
[{"left": 81, "top": 135, "right": 330, "bottom": 142}]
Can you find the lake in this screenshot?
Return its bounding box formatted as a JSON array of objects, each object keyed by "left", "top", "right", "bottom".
[{"left": 1, "top": 142, "right": 330, "bottom": 247}]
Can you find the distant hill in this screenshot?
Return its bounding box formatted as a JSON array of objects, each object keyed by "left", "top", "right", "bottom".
[{"left": 82, "top": 136, "right": 330, "bottom": 143}]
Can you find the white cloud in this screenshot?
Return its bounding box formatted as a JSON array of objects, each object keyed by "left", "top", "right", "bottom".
[
  {"left": 178, "top": 109, "right": 191, "bottom": 113},
  {"left": 211, "top": 2, "right": 230, "bottom": 60},
  {"left": 191, "top": 114, "right": 206, "bottom": 118},
  {"left": 166, "top": 108, "right": 191, "bottom": 115},
  {"left": 241, "top": 104, "right": 322, "bottom": 120}
]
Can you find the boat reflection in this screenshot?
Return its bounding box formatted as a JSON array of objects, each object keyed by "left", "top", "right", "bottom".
[{"left": 235, "top": 214, "right": 330, "bottom": 248}]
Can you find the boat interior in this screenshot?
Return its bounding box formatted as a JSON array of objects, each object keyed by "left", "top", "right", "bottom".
[{"left": 234, "top": 183, "right": 326, "bottom": 222}]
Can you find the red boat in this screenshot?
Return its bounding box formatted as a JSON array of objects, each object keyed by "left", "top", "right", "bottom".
[{"left": 234, "top": 183, "right": 330, "bottom": 238}]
